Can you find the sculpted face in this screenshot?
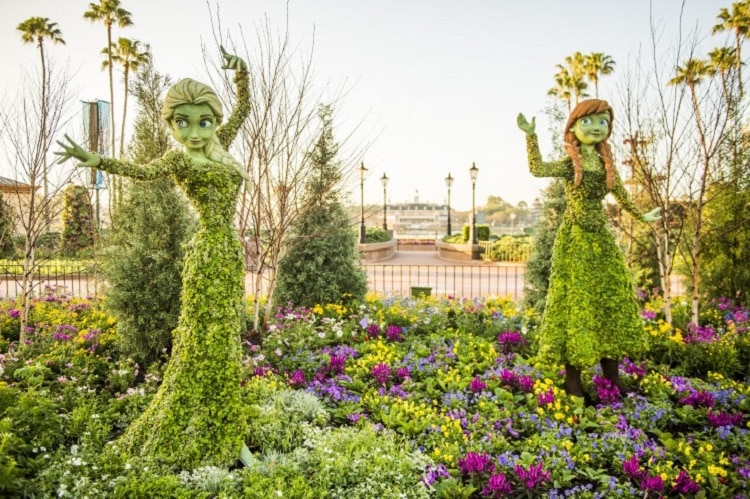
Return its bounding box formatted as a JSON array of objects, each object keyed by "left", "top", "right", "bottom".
[
  {"left": 570, "top": 111, "right": 610, "bottom": 146},
  {"left": 171, "top": 103, "right": 217, "bottom": 152}
]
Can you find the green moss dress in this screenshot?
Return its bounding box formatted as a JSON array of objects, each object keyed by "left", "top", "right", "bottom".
[
  {"left": 526, "top": 134, "right": 649, "bottom": 368},
  {"left": 98, "top": 69, "right": 250, "bottom": 468}
]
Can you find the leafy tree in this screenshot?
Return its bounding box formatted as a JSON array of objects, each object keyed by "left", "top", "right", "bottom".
[
  {"left": 274, "top": 105, "right": 367, "bottom": 308},
  {"left": 101, "top": 62, "right": 197, "bottom": 366},
  {"left": 0, "top": 192, "right": 15, "bottom": 256},
  {"left": 60, "top": 185, "right": 95, "bottom": 255}
]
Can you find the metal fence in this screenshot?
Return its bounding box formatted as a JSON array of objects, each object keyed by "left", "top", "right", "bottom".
[
  {"left": 364, "top": 264, "right": 526, "bottom": 299},
  {"left": 0, "top": 264, "right": 101, "bottom": 298},
  {"left": 0, "top": 263, "right": 685, "bottom": 302}
]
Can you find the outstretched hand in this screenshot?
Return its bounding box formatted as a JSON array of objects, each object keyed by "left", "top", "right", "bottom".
[
  {"left": 517, "top": 113, "right": 536, "bottom": 135},
  {"left": 644, "top": 207, "right": 662, "bottom": 223},
  {"left": 220, "top": 45, "right": 246, "bottom": 71},
  {"left": 54, "top": 134, "right": 101, "bottom": 168}
]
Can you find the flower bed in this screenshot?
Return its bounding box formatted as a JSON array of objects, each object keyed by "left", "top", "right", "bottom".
[{"left": 0, "top": 291, "right": 748, "bottom": 497}]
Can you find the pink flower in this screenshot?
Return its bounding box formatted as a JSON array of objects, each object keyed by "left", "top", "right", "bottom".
[{"left": 469, "top": 376, "right": 487, "bottom": 393}]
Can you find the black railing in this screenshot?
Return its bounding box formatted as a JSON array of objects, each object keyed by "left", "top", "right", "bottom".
[{"left": 0, "top": 264, "right": 100, "bottom": 299}]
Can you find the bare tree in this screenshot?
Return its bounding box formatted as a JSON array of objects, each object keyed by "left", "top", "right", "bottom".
[
  {"left": 617, "top": 11, "right": 736, "bottom": 324},
  {"left": 204, "top": 11, "right": 367, "bottom": 331},
  {"left": 0, "top": 62, "right": 76, "bottom": 342}
]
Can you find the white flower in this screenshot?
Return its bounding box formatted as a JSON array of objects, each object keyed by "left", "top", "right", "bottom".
[
  {"left": 71, "top": 457, "right": 82, "bottom": 466},
  {"left": 125, "top": 463, "right": 132, "bottom": 470}
]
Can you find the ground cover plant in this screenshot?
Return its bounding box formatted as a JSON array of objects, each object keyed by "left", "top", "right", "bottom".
[{"left": 0, "top": 290, "right": 749, "bottom": 497}]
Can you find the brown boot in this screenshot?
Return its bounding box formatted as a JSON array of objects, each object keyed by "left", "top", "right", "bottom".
[
  {"left": 564, "top": 364, "right": 585, "bottom": 398},
  {"left": 600, "top": 358, "right": 629, "bottom": 395}
]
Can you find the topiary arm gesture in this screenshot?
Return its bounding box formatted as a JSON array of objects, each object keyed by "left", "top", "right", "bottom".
[
  {"left": 524, "top": 131, "right": 573, "bottom": 179},
  {"left": 610, "top": 172, "right": 646, "bottom": 222},
  {"left": 216, "top": 46, "right": 249, "bottom": 150}
]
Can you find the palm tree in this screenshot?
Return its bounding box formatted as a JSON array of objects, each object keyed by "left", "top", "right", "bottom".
[
  {"left": 83, "top": 0, "right": 133, "bottom": 160},
  {"left": 103, "top": 38, "right": 151, "bottom": 158},
  {"left": 712, "top": 1, "right": 750, "bottom": 97},
  {"left": 17, "top": 17, "right": 65, "bottom": 207},
  {"left": 548, "top": 69, "right": 574, "bottom": 113},
  {"left": 583, "top": 52, "right": 615, "bottom": 98},
  {"left": 668, "top": 58, "right": 712, "bottom": 133},
  {"left": 708, "top": 46, "right": 739, "bottom": 110}
]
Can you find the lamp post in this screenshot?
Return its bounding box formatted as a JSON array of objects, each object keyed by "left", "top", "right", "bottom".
[
  {"left": 469, "top": 162, "right": 479, "bottom": 247},
  {"left": 380, "top": 172, "right": 389, "bottom": 231},
  {"left": 510, "top": 212, "right": 517, "bottom": 234},
  {"left": 445, "top": 173, "right": 454, "bottom": 236},
  {"left": 359, "top": 162, "right": 367, "bottom": 243}
]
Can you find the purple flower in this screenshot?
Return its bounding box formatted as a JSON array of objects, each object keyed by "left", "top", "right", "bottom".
[
  {"left": 515, "top": 375, "right": 534, "bottom": 393},
  {"left": 52, "top": 324, "right": 77, "bottom": 341},
  {"left": 499, "top": 369, "right": 516, "bottom": 385},
  {"left": 395, "top": 366, "right": 411, "bottom": 379},
  {"left": 497, "top": 330, "right": 527, "bottom": 354},
  {"left": 347, "top": 413, "right": 362, "bottom": 423},
  {"left": 289, "top": 369, "right": 306, "bottom": 386},
  {"left": 641, "top": 475, "right": 664, "bottom": 494},
  {"left": 371, "top": 363, "right": 391, "bottom": 385},
  {"left": 684, "top": 323, "right": 718, "bottom": 344},
  {"left": 537, "top": 388, "right": 554, "bottom": 406},
  {"left": 82, "top": 328, "right": 100, "bottom": 342},
  {"left": 679, "top": 390, "right": 715, "bottom": 408},
  {"left": 513, "top": 462, "right": 550, "bottom": 490},
  {"left": 641, "top": 309, "right": 656, "bottom": 320},
  {"left": 367, "top": 323, "right": 381, "bottom": 337},
  {"left": 593, "top": 375, "right": 620, "bottom": 404},
  {"left": 673, "top": 470, "right": 700, "bottom": 494},
  {"left": 481, "top": 472, "right": 513, "bottom": 496},
  {"left": 707, "top": 410, "right": 743, "bottom": 428},
  {"left": 7, "top": 309, "right": 20, "bottom": 319},
  {"left": 469, "top": 376, "right": 487, "bottom": 393},
  {"left": 623, "top": 455, "right": 642, "bottom": 479},
  {"left": 328, "top": 354, "right": 346, "bottom": 374},
  {"left": 458, "top": 451, "right": 494, "bottom": 475},
  {"left": 422, "top": 463, "right": 451, "bottom": 488},
  {"left": 385, "top": 325, "right": 404, "bottom": 342}
]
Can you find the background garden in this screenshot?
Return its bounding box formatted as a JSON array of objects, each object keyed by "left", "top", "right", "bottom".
[{"left": 2, "top": 0, "right": 750, "bottom": 497}]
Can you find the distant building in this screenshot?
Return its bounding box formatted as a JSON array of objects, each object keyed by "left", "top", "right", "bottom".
[
  {"left": 0, "top": 176, "right": 38, "bottom": 236},
  {"left": 383, "top": 191, "right": 472, "bottom": 236}
]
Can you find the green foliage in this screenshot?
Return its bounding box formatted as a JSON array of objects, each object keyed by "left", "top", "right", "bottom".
[
  {"left": 102, "top": 62, "right": 195, "bottom": 369},
  {"left": 488, "top": 235, "right": 532, "bottom": 262},
  {"left": 0, "top": 191, "right": 14, "bottom": 257},
  {"left": 700, "top": 180, "right": 750, "bottom": 303},
  {"left": 365, "top": 226, "right": 391, "bottom": 243},
  {"left": 461, "top": 224, "right": 490, "bottom": 242},
  {"left": 524, "top": 179, "right": 565, "bottom": 311},
  {"left": 102, "top": 178, "right": 196, "bottom": 367},
  {"left": 60, "top": 185, "right": 95, "bottom": 255},
  {"left": 275, "top": 105, "right": 367, "bottom": 308}
]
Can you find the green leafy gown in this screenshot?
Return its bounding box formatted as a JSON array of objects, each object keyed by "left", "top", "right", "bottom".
[
  {"left": 97, "top": 68, "right": 250, "bottom": 468},
  {"left": 526, "top": 134, "right": 649, "bottom": 368}
]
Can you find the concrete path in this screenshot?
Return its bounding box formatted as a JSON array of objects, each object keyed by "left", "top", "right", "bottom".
[{"left": 365, "top": 250, "right": 522, "bottom": 268}]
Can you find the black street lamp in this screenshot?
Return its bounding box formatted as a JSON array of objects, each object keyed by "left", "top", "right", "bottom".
[
  {"left": 380, "top": 172, "right": 389, "bottom": 231},
  {"left": 359, "top": 162, "right": 367, "bottom": 243},
  {"left": 445, "top": 173, "right": 454, "bottom": 236},
  {"left": 469, "top": 162, "right": 479, "bottom": 247}
]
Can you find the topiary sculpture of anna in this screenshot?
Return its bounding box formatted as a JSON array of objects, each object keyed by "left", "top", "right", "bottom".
[
  {"left": 517, "top": 99, "right": 660, "bottom": 399},
  {"left": 56, "top": 47, "right": 251, "bottom": 468}
]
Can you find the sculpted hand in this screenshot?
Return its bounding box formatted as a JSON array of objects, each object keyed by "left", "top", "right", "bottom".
[
  {"left": 517, "top": 113, "right": 536, "bottom": 135},
  {"left": 220, "top": 45, "right": 246, "bottom": 71},
  {"left": 644, "top": 207, "right": 662, "bottom": 223},
  {"left": 54, "top": 134, "right": 101, "bottom": 168}
]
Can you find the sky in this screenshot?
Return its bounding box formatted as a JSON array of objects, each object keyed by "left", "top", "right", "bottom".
[{"left": 0, "top": 0, "right": 731, "bottom": 211}]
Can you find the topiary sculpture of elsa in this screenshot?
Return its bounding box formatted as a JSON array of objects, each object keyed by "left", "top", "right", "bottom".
[
  {"left": 517, "top": 99, "right": 660, "bottom": 400},
  {"left": 56, "top": 46, "right": 252, "bottom": 468}
]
